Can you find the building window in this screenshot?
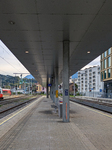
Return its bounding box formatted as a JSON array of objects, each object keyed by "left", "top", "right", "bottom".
[
  {"left": 101, "top": 72, "right": 103, "bottom": 80},
  {"left": 107, "top": 56, "right": 111, "bottom": 67},
  {"left": 104, "top": 51, "right": 107, "bottom": 57},
  {"left": 104, "top": 70, "right": 107, "bottom": 79},
  {"left": 101, "top": 61, "right": 103, "bottom": 70},
  {"left": 104, "top": 59, "right": 107, "bottom": 69},
  {"left": 108, "top": 48, "right": 111, "bottom": 55},
  {"left": 101, "top": 53, "right": 103, "bottom": 59},
  {"left": 108, "top": 69, "right": 111, "bottom": 78}
]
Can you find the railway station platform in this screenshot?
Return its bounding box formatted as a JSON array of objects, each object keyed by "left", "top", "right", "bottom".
[{"left": 1, "top": 96, "right": 112, "bottom": 150}]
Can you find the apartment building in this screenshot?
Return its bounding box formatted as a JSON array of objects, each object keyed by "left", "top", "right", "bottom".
[
  {"left": 78, "top": 66, "right": 104, "bottom": 93},
  {"left": 100, "top": 48, "right": 112, "bottom": 94}
]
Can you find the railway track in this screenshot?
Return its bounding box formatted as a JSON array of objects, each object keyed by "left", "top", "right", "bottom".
[
  {"left": 0, "top": 95, "right": 29, "bottom": 105},
  {"left": 59, "top": 96, "right": 112, "bottom": 114},
  {"left": 0, "top": 96, "right": 28, "bottom": 105},
  {"left": 0, "top": 95, "right": 40, "bottom": 119}
]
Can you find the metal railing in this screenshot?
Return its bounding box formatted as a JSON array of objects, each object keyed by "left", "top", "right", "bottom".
[{"left": 79, "top": 91, "right": 112, "bottom": 99}]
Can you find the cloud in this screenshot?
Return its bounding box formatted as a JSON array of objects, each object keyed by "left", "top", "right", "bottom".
[{"left": 81, "top": 56, "right": 100, "bottom": 70}]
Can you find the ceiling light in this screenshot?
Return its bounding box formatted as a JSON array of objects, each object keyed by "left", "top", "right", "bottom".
[
  {"left": 9, "top": 20, "right": 15, "bottom": 25},
  {"left": 87, "top": 51, "right": 90, "bottom": 54},
  {"left": 25, "top": 51, "right": 29, "bottom": 54}
]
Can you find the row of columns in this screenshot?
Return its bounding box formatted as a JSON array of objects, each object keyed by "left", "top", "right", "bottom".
[{"left": 46, "top": 41, "right": 69, "bottom": 122}]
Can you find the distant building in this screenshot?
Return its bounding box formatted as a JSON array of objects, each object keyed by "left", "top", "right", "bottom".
[
  {"left": 77, "top": 66, "right": 104, "bottom": 93},
  {"left": 36, "top": 83, "right": 46, "bottom": 93},
  {"left": 69, "top": 83, "right": 74, "bottom": 95},
  {"left": 59, "top": 77, "right": 78, "bottom": 95},
  {"left": 36, "top": 83, "right": 42, "bottom": 93},
  {"left": 100, "top": 48, "right": 112, "bottom": 96}
]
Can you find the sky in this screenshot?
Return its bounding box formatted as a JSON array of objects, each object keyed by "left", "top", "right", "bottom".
[
  {"left": 0, "top": 40, "right": 29, "bottom": 78},
  {"left": 0, "top": 40, "right": 100, "bottom": 78},
  {"left": 81, "top": 56, "right": 100, "bottom": 70}
]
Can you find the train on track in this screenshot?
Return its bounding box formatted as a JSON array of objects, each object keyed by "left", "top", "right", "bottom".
[{"left": 0, "top": 88, "right": 11, "bottom": 99}]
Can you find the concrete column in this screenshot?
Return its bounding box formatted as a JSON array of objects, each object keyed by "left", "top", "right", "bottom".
[
  {"left": 46, "top": 76, "right": 49, "bottom": 98},
  {"left": 50, "top": 86, "right": 52, "bottom": 99},
  {"left": 52, "top": 79, "right": 55, "bottom": 103},
  {"left": 63, "top": 41, "right": 69, "bottom": 122},
  {"left": 55, "top": 67, "right": 58, "bottom": 106}
]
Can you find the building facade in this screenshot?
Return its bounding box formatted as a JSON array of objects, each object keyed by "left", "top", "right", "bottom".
[
  {"left": 100, "top": 48, "right": 112, "bottom": 95},
  {"left": 78, "top": 66, "right": 104, "bottom": 94}
]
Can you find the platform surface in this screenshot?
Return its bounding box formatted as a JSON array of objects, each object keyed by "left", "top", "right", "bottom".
[{"left": 1, "top": 96, "right": 112, "bottom": 150}]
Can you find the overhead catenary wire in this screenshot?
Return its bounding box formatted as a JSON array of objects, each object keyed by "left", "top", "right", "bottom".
[{"left": 0, "top": 56, "right": 22, "bottom": 73}]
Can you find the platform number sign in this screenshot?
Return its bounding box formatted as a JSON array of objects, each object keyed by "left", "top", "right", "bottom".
[{"left": 65, "top": 89, "right": 68, "bottom": 96}]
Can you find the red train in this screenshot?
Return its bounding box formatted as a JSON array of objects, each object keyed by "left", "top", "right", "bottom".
[{"left": 0, "top": 88, "right": 11, "bottom": 99}]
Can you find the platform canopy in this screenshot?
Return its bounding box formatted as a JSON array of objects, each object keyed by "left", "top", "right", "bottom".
[{"left": 0, "top": 0, "right": 112, "bottom": 84}]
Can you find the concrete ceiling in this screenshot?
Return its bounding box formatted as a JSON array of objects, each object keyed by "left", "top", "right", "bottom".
[{"left": 0, "top": 0, "right": 112, "bottom": 84}]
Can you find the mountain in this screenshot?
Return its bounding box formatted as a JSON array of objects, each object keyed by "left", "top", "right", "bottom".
[
  {"left": 72, "top": 72, "right": 78, "bottom": 79},
  {"left": 24, "top": 74, "right": 35, "bottom": 79}
]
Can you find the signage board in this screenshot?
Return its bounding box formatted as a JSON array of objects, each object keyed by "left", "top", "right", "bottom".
[
  {"left": 65, "top": 89, "right": 68, "bottom": 96},
  {"left": 100, "top": 89, "right": 102, "bottom": 92},
  {"left": 56, "top": 90, "right": 58, "bottom": 98},
  {"left": 48, "top": 84, "right": 52, "bottom": 87}
]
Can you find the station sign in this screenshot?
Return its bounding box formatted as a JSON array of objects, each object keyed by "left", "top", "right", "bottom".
[
  {"left": 65, "top": 89, "right": 68, "bottom": 96},
  {"left": 48, "top": 84, "right": 52, "bottom": 87}
]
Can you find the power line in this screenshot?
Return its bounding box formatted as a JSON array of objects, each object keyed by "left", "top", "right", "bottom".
[
  {"left": 0, "top": 56, "right": 22, "bottom": 73},
  {"left": 0, "top": 45, "right": 11, "bottom": 55}
]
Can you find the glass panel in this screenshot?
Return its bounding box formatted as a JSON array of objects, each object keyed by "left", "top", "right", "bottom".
[
  {"left": 108, "top": 48, "right": 111, "bottom": 55},
  {"left": 101, "top": 72, "right": 103, "bottom": 80},
  {"left": 101, "top": 61, "right": 103, "bottom": 70},
  {"left": 104, "top": 70, "right": 106, "bottom": 79},
  {"left": 104, "top": 51, "right": 107, "bottom": 57},
  {"left": 108, "top": 69, "right": 111, "bottom": 78},
  {"left": 108, "top": 56, "right": 111, "bottom": 67},
  {"left": 104, "top": 59, "right": 106, "bottom": 69},
  {"left": 101, "top": 53, "right": 103, "bottom": 59}
]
